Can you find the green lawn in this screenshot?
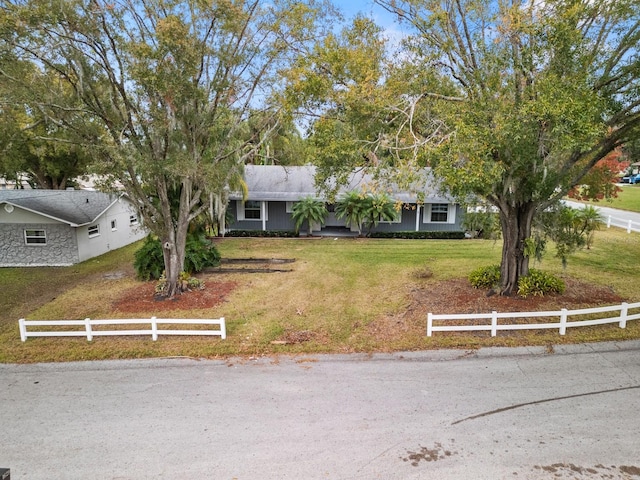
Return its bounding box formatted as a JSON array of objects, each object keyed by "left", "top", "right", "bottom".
[
  {"left": 1, "top": 230, "right": 639, "bottom": 363},
  {"left": 590, "top": 184, "right": 640, "bottom": 212}
]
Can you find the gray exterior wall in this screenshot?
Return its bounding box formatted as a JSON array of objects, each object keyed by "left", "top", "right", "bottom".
[
  {"left": 228, "top": 200, "right": 464, "bottom": 233},
  {"left": 0, "top": 223, "right": 79, "bottom": 266}
]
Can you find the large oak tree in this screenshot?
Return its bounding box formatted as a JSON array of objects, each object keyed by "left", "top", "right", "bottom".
[
  {"left": 1, "top": 0, "right": 332, "bottom": 296},
  {"left": 300, "top": 0, "right": 640, "bottom": 295}
]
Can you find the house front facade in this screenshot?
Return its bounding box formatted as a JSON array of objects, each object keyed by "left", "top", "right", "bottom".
[
  {"left": 228, "top": 165, "right": 463, "bottom": 235},
  {"left": 0, "top": 190, "right": 147, "bottom": 267}
]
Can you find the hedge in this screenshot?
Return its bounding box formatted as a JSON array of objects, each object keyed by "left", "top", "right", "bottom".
[{"left": 369, "top": 231, "right": 466, "bottom": 239}]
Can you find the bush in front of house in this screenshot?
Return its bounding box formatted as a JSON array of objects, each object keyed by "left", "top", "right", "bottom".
[
  {"left": 225, "top": 230, "right": 298, "bottom": 238},
  {"left": 517, "top": 269, "right": 565, "bottom": 297},
  {"left": 369, "top": 231, "right": 466, "bottom": 239},
  {"left": 134, "top": 233, "right": 221, "bottom": 280}
]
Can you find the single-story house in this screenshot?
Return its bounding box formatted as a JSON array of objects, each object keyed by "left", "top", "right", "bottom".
[
  {"left": 0, "top": 190, "right": 147, "bottom": 267},
  {"left": 227, "top": 165, "right": 463, "bottom": 235}
]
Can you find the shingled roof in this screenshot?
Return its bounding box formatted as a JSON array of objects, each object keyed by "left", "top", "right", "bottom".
[
  {"left": 0, "top": 190, "right": 123, "bottom": 226},
  {"left": 230, "top": 165, "right": 452, "bottom": 203}
]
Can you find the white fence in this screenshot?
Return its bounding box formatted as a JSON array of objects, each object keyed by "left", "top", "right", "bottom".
[
  {"left": 606, "top": 215, "right": 640, "bottom": 234},
  {"left": 19, "top": 317, "right": 226, "bottom": 342},
  {"left": 427, "top": 302, "right": 640, "bottom": 337}
]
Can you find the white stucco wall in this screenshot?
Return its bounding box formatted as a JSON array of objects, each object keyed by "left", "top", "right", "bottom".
[{"left": 76, "top": 198, "right": 147, "bottom": 262}]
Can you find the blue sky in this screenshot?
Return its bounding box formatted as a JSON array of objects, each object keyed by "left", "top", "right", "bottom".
[
  {"left": 330, "top": 0, "right": 410, "bottom": 47},
  {"left": 332, "top": 0, "right": 397, "bottom": 27}
]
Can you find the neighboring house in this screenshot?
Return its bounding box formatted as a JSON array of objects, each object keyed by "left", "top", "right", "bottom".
[
  {"left": 228, "top": 165, "right": 463, "bottom": 235},
  {"left": 0, "top": 190, "right": 147, "bottom": 267}
]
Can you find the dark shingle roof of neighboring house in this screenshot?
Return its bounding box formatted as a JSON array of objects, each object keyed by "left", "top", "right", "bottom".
[
  {"left": 0, "top": 190, "right": 123, "bottom": 226},
  {"left": 231, "top": 165, "right": 452, "bottom": 203}
]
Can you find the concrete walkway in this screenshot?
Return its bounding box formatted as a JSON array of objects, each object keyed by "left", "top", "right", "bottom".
[{"left": 2, "top": 341, "right": 640, "bottom": 479}]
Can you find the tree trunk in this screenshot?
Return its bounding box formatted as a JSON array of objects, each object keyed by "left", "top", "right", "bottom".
[
  {"left": 158, "top": 179, "right": 191, "bottom": 298},
  {"left": 497, "top": 201, "right": 537, "bottom": 296}
]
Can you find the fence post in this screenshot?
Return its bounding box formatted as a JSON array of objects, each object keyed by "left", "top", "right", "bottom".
[
  {"left": 607, "top": 216, "right": 612, "bottom": 228},
  {"left": 559, "top": 309, "right": 568, "bottom": 335},
  {"left": 19, "top": 319, "right": 26, "bottom": 342},
  {"left": 151, "top": 316, "right": 158, "bottom": 341},
  {"left": 427, "top": 313, "right": 433, "bottom": 337},
  {"left": 220, "top": 317, "right": 227, "bottom": 340},
  {"left": 85, "top": 318, "right": 93, "bottom": 341},
  {"left": 619, "top": 303, "right": 628, "bottom": 329},
  {"left": 491, "top": 311, "right": 498, "bottom": 337}
]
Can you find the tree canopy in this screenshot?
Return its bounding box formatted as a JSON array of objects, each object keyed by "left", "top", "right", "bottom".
[
  {"left": 1, "top": 0, "right": 334, "bottom": 296},
  {"left": 292, "top": 0, "right": 640, "bottom": 295}
]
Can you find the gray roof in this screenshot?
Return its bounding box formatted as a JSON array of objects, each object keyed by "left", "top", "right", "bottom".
[
  {"left": 231, "top": 165, "right": 452, "bottom": 203},
  {"left": 0, "top": 190, "right": 123, "bottom": 226}
]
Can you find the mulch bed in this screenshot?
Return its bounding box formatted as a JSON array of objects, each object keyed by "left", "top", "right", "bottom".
[{"left": 112, "top": 280, "right": 238, "bottom": 313}]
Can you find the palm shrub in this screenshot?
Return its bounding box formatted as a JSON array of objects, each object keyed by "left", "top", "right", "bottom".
[
  {"left": 291, "top": 197, "right": 328, "bottom": 235},
  {"left": 335, "top": 191, "right": 368, "bottom": 235},
  {"left": 134, "top": 233, "right": 221, "bottom": 280},
  {"left": 535, "top": 204, "right": 603, "bottom": 268},
  {"left": 362, "top": 193, "right": 398, "bottom": 236}
]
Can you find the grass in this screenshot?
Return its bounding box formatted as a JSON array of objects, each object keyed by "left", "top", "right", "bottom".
[
  {"left": 1, "top": 230, "right": 639, "bottom": 364},
  {"left": 583, "top": 184, "right": 640, "bottom": 212}
]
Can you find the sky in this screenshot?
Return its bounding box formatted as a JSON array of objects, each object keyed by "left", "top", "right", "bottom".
[{"left": 329, "top": 0, "right": 410, "bottom": 47}]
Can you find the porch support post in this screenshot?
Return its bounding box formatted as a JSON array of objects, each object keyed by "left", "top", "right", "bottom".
[
  {"left": 415, "top": 204, "right": 421, "bottom": 232},
  {"left": 261, "top": 201, "right": 267, "bottom": 231}
]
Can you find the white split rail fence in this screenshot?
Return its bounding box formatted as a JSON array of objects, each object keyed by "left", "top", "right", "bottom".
[
  {"left": 606, "top": 215, "right": 640, "bottom": 234},
  {"left": 427, "top": 302, "right": 640, "bottom": 337},
  {"left": 19, "top": 317, "right": 226, "bottom": 342}
]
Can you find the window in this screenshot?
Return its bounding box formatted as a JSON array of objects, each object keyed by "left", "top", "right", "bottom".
[
  {"left": 88, "top": 224, "right": 100, "bottom": 238},
  {"left": 24, "top": 229, "right": 46, "bottom": 245},
  {"left": 379, "top": 211, "right": 401, "bottom": 224},
  {"left": 111, "top": 219, "right": 117, "bottom": 231},
  {"left": 244, "top": 201, "right": 262, "bottom": 219},
  {"left": 129, "top": 214, "right": 139, "bottom": 226},
  {"left": 423, "top": 203, "right": 456, "bottom": 224},
  {"left": 285, "top": 201, "right": 294, "bottom": 213},
  {"left": 430, "top": 204, "right": 449, "bottom": 222}
]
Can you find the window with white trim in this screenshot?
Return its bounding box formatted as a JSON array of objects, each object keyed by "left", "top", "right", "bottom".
[
  {"left": 244, "top": 200, "right": 261, "bottom": 219},
  {"left": 111, "top": 219, "right": 117, "bottom": 231},
  {"left": 237, "top": 200, "right": 267, "bottom": 221},
  {"left": 285, "top": 201, "right": 294, "bottom": 213},
  {"left": 88, "top": 224, "right": 100, "bottom": 238},
  {"left": 423, "top": 203, "right": 456, "bottom": 224},
  {"left": 24, "top": 229, "right": 47, "bottom": 245},
  {"left": 129, "top": 214, "right": 139, "bottom": 226}
]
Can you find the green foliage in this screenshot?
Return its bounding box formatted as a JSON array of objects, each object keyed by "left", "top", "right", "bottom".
[
  {"left": 468, "top": 265, "right": 501, "bottom": 290},
  {"left": 226, "top": 230, "right": 298, "bottom": 238},
  {"left": 335, "top": 191, "right": 398, "bottom": 236},
  {"left": 369, "top": 231, "right": 465, "bottom": 239},
  {"left": 291, "top": 197, "right": 328, "bottom": 235},
  {"left": 461, "top": 208, "right": 501, "bottom": 239},
  {"left": 517, "top": 269, "right": 565, "bottom": 298},
  {"left": 133, "top": 235, "right": 165, "bottom": 281},
  {"left": 134, "top": 233, "right": 220, "bottom": 281},
  {"left": 155, "top": 271, "right": 205, "bottom": 295},
  {"left": 535, "top": 205, "right": 602, "bottom": 268},
  {"left": 184, "top": 233, "right": 221, "bottom": 273}
]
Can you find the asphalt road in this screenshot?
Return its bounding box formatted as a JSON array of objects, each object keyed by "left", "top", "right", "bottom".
[
  {"left": 2, "top": 341, "right": 640, "bottom": 479},
  {"left": 564, "top": 199, "right": 640, "bottom": 232}
]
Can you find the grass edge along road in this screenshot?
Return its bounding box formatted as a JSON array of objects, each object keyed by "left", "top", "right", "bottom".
[{"left": 1, "top": 227, "right": 639, "bottom": 364}]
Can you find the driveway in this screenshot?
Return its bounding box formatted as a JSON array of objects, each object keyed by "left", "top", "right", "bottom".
[{"left": 2, "top": 342, "right": 640, "bottom": 479}]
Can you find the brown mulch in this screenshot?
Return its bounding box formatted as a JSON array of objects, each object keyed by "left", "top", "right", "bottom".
[
  {"left": 112, "top": 280, "right": 238, "bottom": 313},
  {"left": 367, "top": 277, "right": 626, "bottom": 342},
  {"left": 408, "top": 277, "right": 624, "bottom": 316}
]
